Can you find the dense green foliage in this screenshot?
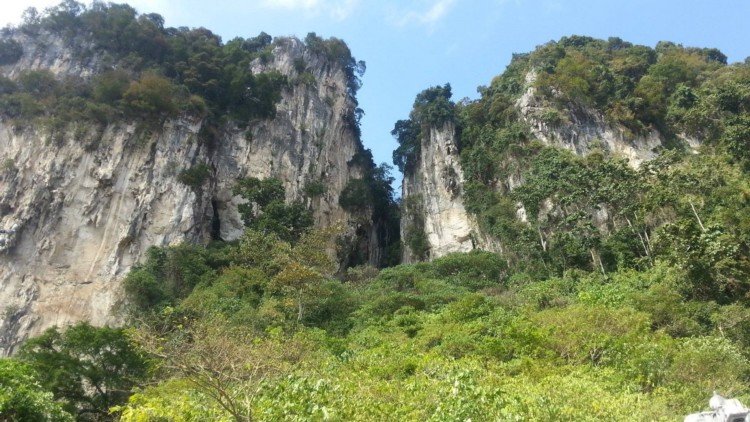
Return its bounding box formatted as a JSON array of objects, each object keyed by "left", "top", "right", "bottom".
[
  {"left": 0, "top": 39, "right": 23, "bottom": 65},
  {"left": 441, "top": 36, "right": 750, "bottom": 304},
  {"left": 523, "top": 36, "right": 726, "bottom": 133},
  {"left": 402, "top": 194, "right": 429, "bottom": 260},
  {"left": 3, "top": 30, "right": 750, "bottom": 421},
  {"left": 5, "top": 232, "right": 750, "bottom": 420},
  {"left": 0, "top": 359, "right": 73, "bottom": 421},
  {"left": 233, "top": 177, "right": 314, "bottom": 243},
  {"left": 304, "top": 32, "right": 365, "bottom": 103},
  {"left": 11, "top": 323, "right": 148, "bottom": 421},
  {"left": 392, "top": 84, "right": 455, "bottom": 173},
  {"left": 36, "top": 242, "right": 750, "bottom": 420},
  {"left": 0, "top": 2, "right": 361, "bottom": 146},
  {"left": 123, "top": 243, "right": 219, "bottom": 311},
  {"left": 177, "top": 163, "right": 211, "bottom": 189},
  {"left": 343, "top": 149, "right": 401, "bottom": 267}
]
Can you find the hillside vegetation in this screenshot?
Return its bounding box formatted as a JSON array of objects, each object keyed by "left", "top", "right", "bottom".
[
  {"left": 1, "top": 11, "right": 749, "bottom": 422},
  {"left": 0, "top": 1, "right": 363, "bottom": 143}
]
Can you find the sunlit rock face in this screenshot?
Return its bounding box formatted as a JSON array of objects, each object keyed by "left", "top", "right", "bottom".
[
  {"left": 400, "top": 70, "right": 691, "bottom": 264},
  {"left": 516, "top": 70, "right": 698, "bottom": 168},
  {"left": 400, "top": 122, "right": 492, "bottom": 263},
  {"left": 0, "top": 34, "right": 376, "bottom": 355}
]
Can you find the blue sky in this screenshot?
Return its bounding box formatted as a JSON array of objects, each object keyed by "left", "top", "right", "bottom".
[{"left": 4, "top": 0, "right": 750, "bottom": 180}]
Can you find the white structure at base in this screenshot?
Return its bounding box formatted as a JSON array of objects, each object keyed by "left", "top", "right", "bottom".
[{"left": 685, "top": 393, "right": 750, "bottom": 422}]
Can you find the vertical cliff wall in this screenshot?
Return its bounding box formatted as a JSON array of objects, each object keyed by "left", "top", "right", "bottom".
[
  {"left": 400, "top": 122, "right": 488, "bottom": 263},
  {"left": 0, "top": 34, "right": 378, "bottom": 354},
  {"left": 516, "top": 71, "right": 669, "bottom": 167},
  {"left": 398, "top": 68, "right": 695, "bottom": 264}
]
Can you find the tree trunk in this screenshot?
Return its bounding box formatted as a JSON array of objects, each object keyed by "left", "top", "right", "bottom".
[
  {"left": 538, "top": 226, "right": 547, "bottom": 252},
  {"left": 297, "top": 291, "right": 304, "bottom": 322},
  {"left": 590, "top": 248, "right": 605, "bottom": 275},
  {"left": 626, "top": 216, "right": 651, "bottom": 261},
  {"left": 689, "top": 200, "right": 707, "bottom": 232}
]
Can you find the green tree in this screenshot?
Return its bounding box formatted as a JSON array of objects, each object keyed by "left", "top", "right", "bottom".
[
  {"left": 0, "top": 39, "right": 23, "bottom": 65},
  {"left": 123, "top": 243, "right": 217, "bottom": 311},
  {"left": 122, "top": 72, "right": 180, "bottom": 117},
  {"left": 0, "top": 359, "right": 73, "bottom": 422},
  {"left": 233, "top": 177, "right": 313, "bottom": 242},
  {"left": 18, "top": 323, "right": 149, "bottom": 421},
  {"left": 270, "top": 227, "right": 340, "bottom": 323}
]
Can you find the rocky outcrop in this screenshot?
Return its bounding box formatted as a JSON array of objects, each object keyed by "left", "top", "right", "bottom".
[
  {"left": 400, "top": 122, "right": 489, "bottom": 263},
  {"left": 399, "top": 70, "right": 694, "bottom": 263},
  {"left": 516, "top": 70, "right": 690, "bottom": 167},
  {"left": 0, "top": 35, "right": 375, "bottom": 354}
]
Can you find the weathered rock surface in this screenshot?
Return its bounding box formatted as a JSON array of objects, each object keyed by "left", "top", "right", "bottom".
[
  {"left": 400, "top": 122, "right": 489, "bottom": 263},
  {"left": 0, "top": 35, "right": 373, "bottom": 354},
  {"left": 400, "top": 70, "right": 690, "bottom": 263},
  {"left": 516, "top": 70, "right": 695, "bottom": 167}
]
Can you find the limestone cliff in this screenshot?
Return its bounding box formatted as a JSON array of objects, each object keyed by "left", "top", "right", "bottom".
[
  {"left": 515, "top": 71, "right": 699, "bottom": 167},
  {"left": 400, "top": 122, "right": 492, "bottom": 263},
  {"left": 0, "top": 34, "right": 378, "bottom": 354},
  {"left": 399, "top": 69, "right": 689, "bottom": 263},
  {"left": 516, "top": 72, "right": 664, "bottom": 167}
]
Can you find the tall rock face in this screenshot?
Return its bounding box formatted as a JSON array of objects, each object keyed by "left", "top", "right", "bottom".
[
  {"left": 516, "top": 72, "right": 664, "bottom": 167},
  {"left": 400, "top": 122, "right": 489, "bottom": 263},
  {"left": 399, "top": 68, "right": 694, "bottom": 263},
  {"left": 0, "top": 34, "right": 376, "bottom": 354}
]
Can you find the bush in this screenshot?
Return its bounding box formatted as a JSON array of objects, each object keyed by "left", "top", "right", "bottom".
[
  {"left": 428, "top": 251, "right": 508, "bottom": 291},
  {"left": 18, "top": 323, "right": 150, "bottom": 420},
  {"left": 1, "top": 158, "right": 16, "bottom": 174},
  {"left": 123, "top": 72, "right": 179, "bottom": 117},
  {"left": 17, "top": 70, "right": 58, "bottom": 96},
  {"left": 667, "top": 336, "right": 749, "bottom": 397},
  {"left": 0, "top": 359, "right": 73, "bottom": 421},
  {"left": 0, "top": 39, "right": 23, "bottom": 65},
  {"left": 402, "top": 195, "right": 429, "bottom": 260},
  {"left": 177, "top": 163, "right": 211, "bottom": 189},
  {"left": 92, "top": 69, "right": 130, "bottom": 104},
  {"left": 532, "top": 305, "right": 651, "bottom": 365},
  {"left": 0, "top": 92, "right": 42, "bottom": 118},
  {"left": 0, "top": 76, "right": 17, "bottom": 95},
  {"left": 339, "top": 178, "right": 372, "bottom": 211},
  {"left": 123, "top": 244, "right": 217, "bottom": 311},
  {"left": 303, "top": 180, "right": 326, "bottom": 198}
]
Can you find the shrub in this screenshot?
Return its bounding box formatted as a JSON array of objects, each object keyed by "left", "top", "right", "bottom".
[
  {"left": 339, "top": 178, "right": 372, "bottom": 211},
  {"left": 0, "top": 92, "right": 42, "bottom": 118},
  {"left": 234, "top": 177, "right": 313, "bottom": 242},
  {"left": 0, "top": 76, "right": 17, "bottom": 95},
  {"left": 123, "top": 244, "right": 217, "bottom": 311},
  {"left": 177, "top": 163, "right": 211, "bottom": 189},
  {"left": 303, "top": 179, "right": 326, "bottom": 198},
  {"left": 92, "top": 69, "right": 130, "bottom": 104},
  {"left": 0, "top": 39, "right": 23, "bottom": 65},
  {"left": 667, "top": 336, "right": 749, "bottom": 397},
  {"left": 123, "top": 72, "right": 179, "bottom": 117},
  {"left": 532, "top": 305, "right": 651, "bottom": 365},
  {"left": 0, "top": 359, "right": 73, "bottom": 421},
  {"left": 17, "top": 70, "right": 58, "bottom": 96},
  {"left": 402, "top": 195, "right": 429, "bottom": 260},
  {"left": 0, "top": 159, "right": 14, "bottom": 177},
  {"left": 428, "top": 251, "right": 508, "bottom": 291}
]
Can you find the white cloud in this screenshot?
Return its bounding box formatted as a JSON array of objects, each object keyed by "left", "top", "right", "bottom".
[
  {"left": 329, "top": 0, "right": 358, "bottom": 20},
  {"left": 388, "top": 0, "right": 456, "bottom": 27},
  {"left": 261, "top": 0, "right": 360, "bottom": 20}
]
